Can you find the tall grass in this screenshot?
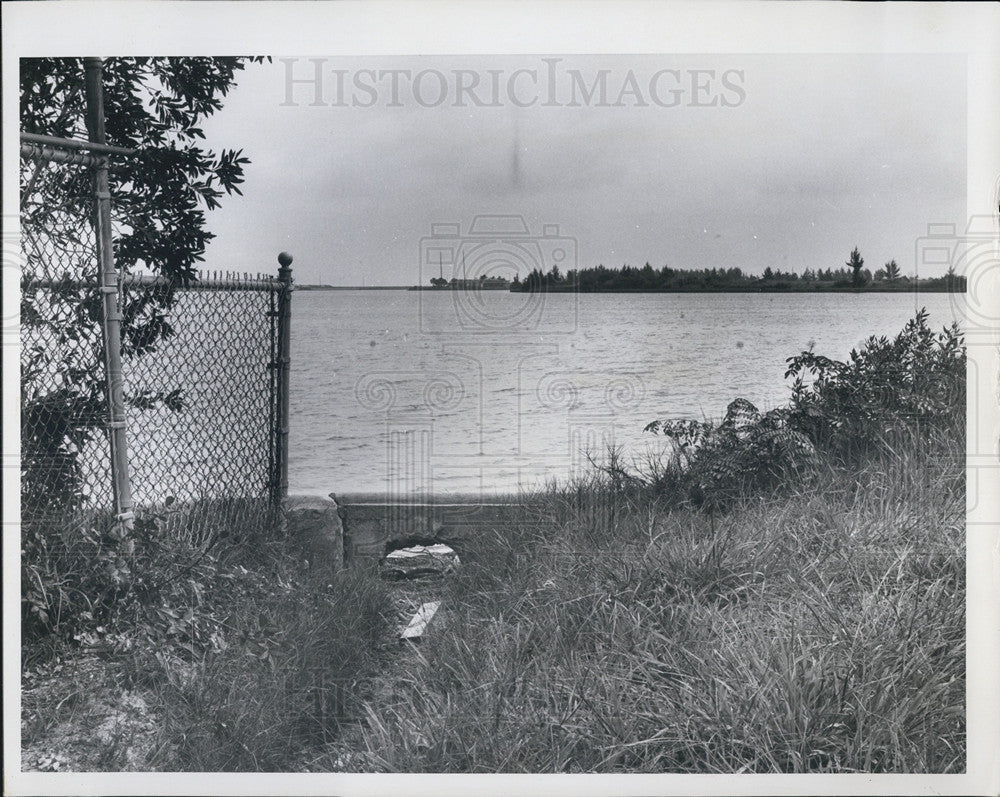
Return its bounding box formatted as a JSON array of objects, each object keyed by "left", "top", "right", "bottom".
[
  {"left": 335, "top": 423, "right": 963, "bottom": 772},
  {"left": 333, "top": 314, "right": 966, "bottom": 773},
  {"left": 144, "top": 567, "right": 392, "bottom": 771}
]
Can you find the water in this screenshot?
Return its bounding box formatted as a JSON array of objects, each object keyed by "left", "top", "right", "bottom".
[{"left": 289, "top": 290, "right": 964, "bottom": 497}]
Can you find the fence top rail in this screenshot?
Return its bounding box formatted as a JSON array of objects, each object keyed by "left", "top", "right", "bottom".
[
  {"left": 21, "top": 132, "right": 137, "bottom": 157},
  {"left": 22, "top": 273, "right": 285, "bottom": 293},
  {"left": 21, "top": 141, "right": 102, "bottom": 168},
  {"left": 124, "top": 273, "right": 284, "bottom": 292}
]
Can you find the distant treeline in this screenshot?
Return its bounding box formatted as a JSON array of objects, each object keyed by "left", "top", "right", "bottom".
[{"left": 511, "top": 250, "right": 966, "bottom": 293}]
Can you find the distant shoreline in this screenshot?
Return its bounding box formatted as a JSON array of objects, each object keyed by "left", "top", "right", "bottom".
[
  {"left": 509, "top": 281, "right": 966, "bottom": 294},
  {"left": 296, "top": 284, "right": 412, "bottom": 291},
  {"left": 296, "top": 283, "right": 966, "bottom": 294}
]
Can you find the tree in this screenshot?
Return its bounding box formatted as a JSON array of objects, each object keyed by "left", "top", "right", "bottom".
[
  {"left": 20, "top": 57, "right": 263, "bottom": 511},
  {"left": 847, "top": 247, "right": 865, "bottom": 288},
  {"left": 22, "top": 58, "right": 262, "bottom": 282},
  {"left": 884, "top": 259, "right": 901, "bottom": 282}
]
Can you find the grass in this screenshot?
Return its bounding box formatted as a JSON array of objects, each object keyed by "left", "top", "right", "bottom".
[
  {"left": 21, "top": 498, "right": 395, "bottom": 772},
  {"left": 21, "top": 312, "right": 967, "bottom": 773},
  {"left": 21, "top": 424, "right": 965, "bottom": 773},
  {"left": 329, "top": 421, "right": 964, "bottom": 773}
]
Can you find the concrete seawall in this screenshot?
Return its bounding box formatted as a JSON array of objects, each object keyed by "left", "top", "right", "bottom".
[{"left": 335, "top": 492, "right": 516, "bottom": 567}]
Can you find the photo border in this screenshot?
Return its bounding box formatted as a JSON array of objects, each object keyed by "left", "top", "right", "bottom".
[{"left": 3, "top": 2, "right": 998, "bottom": 795}]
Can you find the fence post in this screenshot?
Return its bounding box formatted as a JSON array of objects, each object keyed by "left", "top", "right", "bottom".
[
  {"left": 275, "top": 252, "right": 294, "bottom": 504},
  {"left": 84, "top": 57, "right": 134, "bottom": 530}
]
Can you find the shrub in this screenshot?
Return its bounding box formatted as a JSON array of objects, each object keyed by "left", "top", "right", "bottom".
[
  {"left": 643, "top": 311, "right": 965, "bottom": 507},
  {"left": 785, "top": 309, "right": 965, "bottom": 462},
  {"left": 644, "top": 399, "right": 817, "bottom": 508},
  {"left": 20, "top": 499, "right": 276, "bottom": 658}
]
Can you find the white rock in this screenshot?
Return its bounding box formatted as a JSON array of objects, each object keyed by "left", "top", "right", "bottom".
[{"left": 380, "top": 543, "right": 460, "bottom": 579}]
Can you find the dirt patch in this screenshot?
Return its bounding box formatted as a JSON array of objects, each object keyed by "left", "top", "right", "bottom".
[{"left": 21, "top": 649, "right": 165, "bottom": 772}]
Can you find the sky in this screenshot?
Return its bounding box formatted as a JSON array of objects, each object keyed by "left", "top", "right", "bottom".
[{"left": 195, "top": 53, "right": 967, "bottom": 286}]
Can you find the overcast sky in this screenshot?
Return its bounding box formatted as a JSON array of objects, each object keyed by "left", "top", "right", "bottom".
[{"left": 196, "top": 53, "right": 966, "bottom": 286}]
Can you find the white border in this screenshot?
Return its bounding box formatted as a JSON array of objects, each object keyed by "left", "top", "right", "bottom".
[{"left": 3, "top": 2, "right": 998, "bottom": 795}]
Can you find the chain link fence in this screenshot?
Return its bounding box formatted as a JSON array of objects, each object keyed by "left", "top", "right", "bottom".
[
  {"left": 20, "top": 149, "right": 110, "bottom": 521},
  {"left": 120, "top": 274, "right": 282, "bottom": 539},
  {"left": 20, "top": 144, "right": 290, "bottom": 543}
]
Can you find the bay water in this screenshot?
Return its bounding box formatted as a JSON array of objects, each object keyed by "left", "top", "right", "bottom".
[{"left": 289, "top": 290, "right": 964, "bottom": 497}]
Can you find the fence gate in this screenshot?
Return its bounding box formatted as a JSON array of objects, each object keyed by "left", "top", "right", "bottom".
[{"left": 19, "top": 58, "right": 292, "bottom": 540}]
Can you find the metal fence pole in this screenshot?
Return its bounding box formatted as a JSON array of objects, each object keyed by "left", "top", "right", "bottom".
[
  {"left": 84, "top": 57, "right": 134, "bottom": 529},
  {"left": 275, "top": 252, "right": 294, "bottom": 503}
]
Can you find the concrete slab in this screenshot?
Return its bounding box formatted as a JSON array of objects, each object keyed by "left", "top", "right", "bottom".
[{"left": 283, "top": 495, "right": 344, "bottom": 577}]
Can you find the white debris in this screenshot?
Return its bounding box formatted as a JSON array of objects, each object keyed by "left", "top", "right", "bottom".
[
  {"left": 400, "top": 601, "right": 442, "bottom": 641},
  {"left": 380, "top": 543, "right": 460, "bottom": 579}
]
